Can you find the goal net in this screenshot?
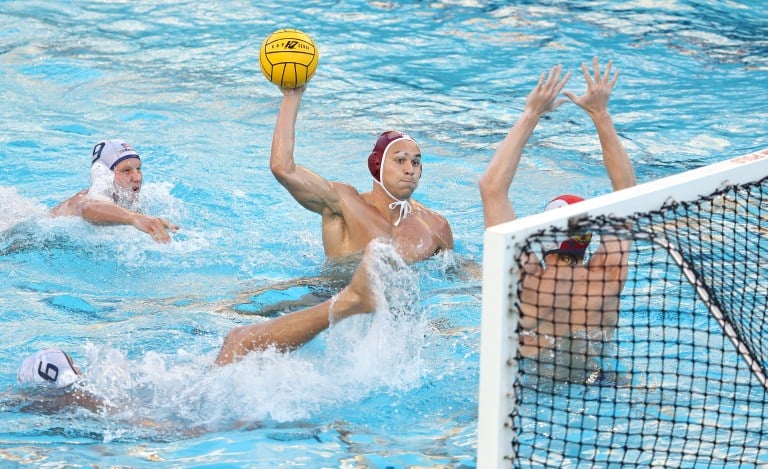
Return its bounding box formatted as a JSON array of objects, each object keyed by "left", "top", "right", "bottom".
[{"left": 478, "top": 149, "right": 768, "bottom": 467}]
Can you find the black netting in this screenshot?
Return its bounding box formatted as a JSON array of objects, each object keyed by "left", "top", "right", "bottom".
[{"left": 509, "top": 177, "right": 768, "bottom": 467}]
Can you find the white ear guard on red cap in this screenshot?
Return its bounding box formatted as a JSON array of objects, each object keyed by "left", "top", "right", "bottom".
[{"left": 543, "top": 194, "right": 592, "bottom": 255}]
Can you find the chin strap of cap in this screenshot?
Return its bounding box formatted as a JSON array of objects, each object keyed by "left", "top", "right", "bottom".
[{"left": 375, "top": 179, "right": 412, "bottom": 227}]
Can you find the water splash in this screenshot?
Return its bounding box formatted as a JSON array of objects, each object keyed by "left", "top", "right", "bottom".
[
  {"left": 0, "top": 186, "right": 48, "bottom": 233},
  {"left": 69, "top": 241, "right": 426, "bottom": 437},
  {"left": 88, "top": 164, "right": 141, "bottom": 212}
]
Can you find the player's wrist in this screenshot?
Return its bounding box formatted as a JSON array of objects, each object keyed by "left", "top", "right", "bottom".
[
  {"left": 518, "top": 110, "right": 542, "bottom": 126},
  {"left": 589, "top": 109, "right": 612, "bottom": 122}
]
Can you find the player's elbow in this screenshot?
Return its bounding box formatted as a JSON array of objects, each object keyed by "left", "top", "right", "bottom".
[
  {"left": 478, "top": 172, "right": 508, "bottom": 204},
  {"left": 478, "top": 173, "right": 492, "bottom": 198},
  {"left": 269, "top": 159, "right": 289, "bottom": 179},
  {"left": 478, "top": 179, "right": 504, "bottom": 213},
  {"left": 78, "top": 200, "right": 102, "bottom": 222},
  {"left": 270, "top": 160, "right": 301, "bottom": 187},
  {"left": 216, "top": 326, "right": 251, "bottom": 366}
]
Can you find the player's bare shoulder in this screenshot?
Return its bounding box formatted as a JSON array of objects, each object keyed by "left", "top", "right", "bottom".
[
  {"left": 329, "top": 181, "right": 371, "bottom": 211},
  {"left": 412, "top": 200, "right": 453, "bottom": 242},
  {"left": 50, "top": 190, "right": 88, "bottom": 217},
  {"left": 331, "top": 181, "right": 363, "bottom": 197},
  {"left": 410, "top": 199, "right": 442, "bottom": 223}
]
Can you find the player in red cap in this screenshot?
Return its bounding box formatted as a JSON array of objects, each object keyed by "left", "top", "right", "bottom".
[
  {"left": 478, "top": 57, "right": 637, "bottom": 384},
  {"left": 269, "top": 87, "right": 453, "bottom": 264}
]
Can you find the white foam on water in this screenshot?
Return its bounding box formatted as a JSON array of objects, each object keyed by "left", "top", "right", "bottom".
[
  {"left": 0, "top": 186, "right": 48, "bottom": 232},
  {"left": 78, "top": 241, "right": 427, "bottom": 432}
]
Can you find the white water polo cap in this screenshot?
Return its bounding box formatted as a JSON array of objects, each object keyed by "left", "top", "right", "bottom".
[
  {"left": 18, "top": 349, "right": 81, "bottom": 388},
  {"left": 91, "top": 139, "right": 140, "bottom": 171}
]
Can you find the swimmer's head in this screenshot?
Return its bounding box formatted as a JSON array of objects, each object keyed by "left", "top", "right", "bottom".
[
  {"left": 17, "top": 349, "right": 82, "bottom": 388},
  {"left": 89, "top": 140, "right": 143, "bottom": 208},
  {"left": 91, "top": 139, "right": 140, "bottom": 171},
  {"left": 543, "top": 194, "right": 592, "bottom": 262},
  {"left": 367, "top": 130, "right": 419, "bottom": 182}
]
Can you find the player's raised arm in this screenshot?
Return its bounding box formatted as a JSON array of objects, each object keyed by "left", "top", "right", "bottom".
[
  {"left": 269, "top": 86, "right": 342, "bottom": 215},
  {"left": 480, "top": 65, "right": 571, "bottom": 228},
  {"left": 261, "top": 29, "right": 339, "bottom": 215},
  {"left": 565, "top": 57, "right": 635, "bottom": 276},
  {"left": 563, "top": 56, "right": 635, "bottom": 192}
]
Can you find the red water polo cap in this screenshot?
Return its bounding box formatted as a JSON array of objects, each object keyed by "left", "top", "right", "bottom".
[
  {"left": 544, "top": 195, "right": 592, "bottom": 255},
  {"left": 367, "top": 130, "right": 416, "bottom": 181}
]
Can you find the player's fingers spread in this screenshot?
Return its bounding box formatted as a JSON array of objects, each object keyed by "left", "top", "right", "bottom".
[
  {"left": 608, "top": 69, "right": 620, "bottom": 89},
  {"left": 553, "top": 98, "right": 569, "bottom": 109},
  {"left": 161, "top": 218, "right": 178, "bottom": 231},
  {"left": 592, "top": 56, "right": 601, "bottom": 81},
  {"left": 547, "top": 65, "right": 561, "bottom": 88},
  {"left": 581, "top": 61, "right": 593, "bottom": 85},
  {"left": 152, "top": 227, "right": 171, "bottom": 243},
  {"left": 602, "top": 60, "right": 613, "bottom": 82},
  {"left": 149, "top": 221, "right": 167, "bottom": 240}
]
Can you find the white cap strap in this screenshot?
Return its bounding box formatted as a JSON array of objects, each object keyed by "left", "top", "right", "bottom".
[
  {"left": 374, "top": 179, "right": 412, "bottom": 227},
  {"left": 375, "top": 136, "right": 415, "bottom": 226}
]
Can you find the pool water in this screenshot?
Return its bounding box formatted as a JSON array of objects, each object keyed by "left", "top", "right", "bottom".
[{"left": 1, "top": 1, "right": 767, "bottom": 466}]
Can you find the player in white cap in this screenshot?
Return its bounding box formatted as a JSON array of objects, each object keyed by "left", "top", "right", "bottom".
[{"left": 51, "top": 139, "right": 178, "bottom": 243}]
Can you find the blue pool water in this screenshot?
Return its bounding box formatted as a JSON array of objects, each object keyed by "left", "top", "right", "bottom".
[{"left": 1, "top": 1, "right": 767, "bottom": 466}]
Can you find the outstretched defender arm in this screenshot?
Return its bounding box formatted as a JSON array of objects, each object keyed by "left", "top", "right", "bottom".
[
  {"left": 479, "top": 65, "right": 571, "bottom": 229},
  {"left": 564, "top": 57, "right": 636, "bottom": 274},
  {"left": 82, "top": 200, "right": 177, "bottom": 243},
  {"left": 563, "top": 56, "right": 636, "bottom": 192},
  {"left": 52, "top": 192, "right": 177, "bottom": 243},
  {"left": 269, "top": 86, "right": 343, "bottom": 216}
]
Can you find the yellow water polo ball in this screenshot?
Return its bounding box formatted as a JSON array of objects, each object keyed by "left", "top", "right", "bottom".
[{"left": 259, "top": 28, "right": 319, "bottom": 89}]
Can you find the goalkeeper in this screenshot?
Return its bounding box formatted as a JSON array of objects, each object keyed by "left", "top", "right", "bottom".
[{"left": 478, "top": 56, "right": 636, "bottom": 383}]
